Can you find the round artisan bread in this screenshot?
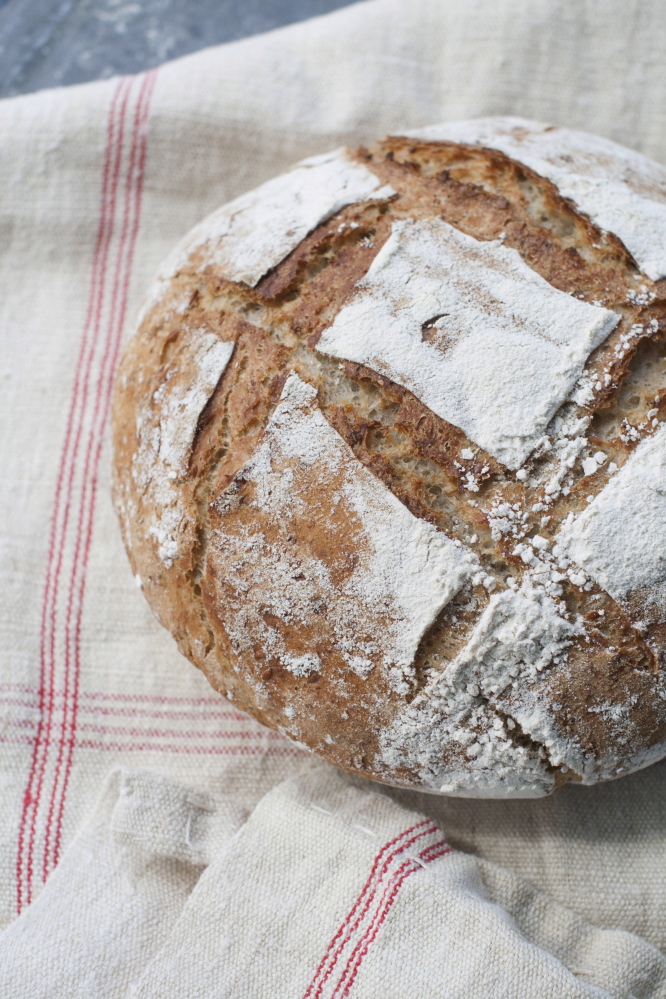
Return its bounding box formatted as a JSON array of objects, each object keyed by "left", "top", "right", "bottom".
[{"left": 112, "top": 118, "right": 666, "bottom": 798}]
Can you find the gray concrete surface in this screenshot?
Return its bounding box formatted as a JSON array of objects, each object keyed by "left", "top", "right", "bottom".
[{"left": 0, "top": 0, "right": 358, "bottom": 98}]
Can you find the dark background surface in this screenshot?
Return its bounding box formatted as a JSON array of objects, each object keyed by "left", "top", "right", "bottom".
[{"left": 0, "top": 0, "right": 358, "bottom": 99}]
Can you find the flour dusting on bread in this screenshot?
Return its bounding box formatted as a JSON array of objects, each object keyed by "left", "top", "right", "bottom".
[
  {"left": 155, "top": 148, "right": 394, "bottom": 291},
  {"left": 154, "top": 333, "right": 234, "bottom": 477},
  {"left": 134, "top": 327, "right": 234, "bottom": 567},
  {"left": 380, "top": 580, "right": 582, "bottom": 795},
  {"left": 406, "top": 117, "right": 666, "bottom": 281},
  {"left": 318, "top": 218, "right": 619, "bottom": 468},
  {"left": 205, "top": 372, "right": 477, "bottom": 695},
  {"left": 557, "top": 423, "right": 666, "bottom": 613}
]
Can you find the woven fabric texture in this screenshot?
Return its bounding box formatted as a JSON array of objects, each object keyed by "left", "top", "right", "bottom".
[{"left": 2, "top": 766, "right": 665, "bottom": 998}]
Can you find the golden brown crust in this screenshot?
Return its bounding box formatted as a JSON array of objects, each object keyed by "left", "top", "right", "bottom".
[{"left": 112, "top": 133, "right": 666, "bottom": 797}]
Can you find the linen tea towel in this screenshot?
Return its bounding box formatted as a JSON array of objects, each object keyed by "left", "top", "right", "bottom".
[{"left": 1, "top": 0, "right": 666, "bottom": 964}]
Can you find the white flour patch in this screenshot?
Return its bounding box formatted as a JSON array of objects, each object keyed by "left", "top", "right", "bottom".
[
  {"left": 405, "top": 117, "right": 666, "bottom": 281},
  {"left": 380, "top": 580, "right": 582, "bottom": 796},
  {"left": 486, "top": 500, "right": 529, "bottom": 543},
  {"left": 523, "top": 411, "right": 591, "bottom": 513},
  {"left": 153, "top": 149, "right": 394, "bottom": 289},
  {"left": 134, "top": 328, "right": 234, "bottom": 567},
  {"left": 153, "top": 334, "right": 234, "bottom": 477},
  {"left": 556, "top": 423, "right": 666, "bottom": 609},
  {"left": 445, "top": 581, "right": 581, "bottom": 691},
  {"left": 502, "top": 688, "right": 590, "bottom": 780},
  {"left": 207, "top": 373, "right": 477, "bottom": 691},
  {"left": 317, "top": 218, "right": 618, "bottom": 469}
]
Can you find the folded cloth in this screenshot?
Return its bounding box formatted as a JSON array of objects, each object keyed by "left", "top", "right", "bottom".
[
  {"left": 2, "top": 0, "right": 666, "bottom": 976},
  {"left": 1, "top": 766, "right": 665, "bottom": 999},
  {"left": 0, "top": 770, "right": 225, "bottom": 998}
]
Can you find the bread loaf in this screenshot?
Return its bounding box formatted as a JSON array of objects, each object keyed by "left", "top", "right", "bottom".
[{"left": 112, "top": 119, "right": 666, "bottom": 797}]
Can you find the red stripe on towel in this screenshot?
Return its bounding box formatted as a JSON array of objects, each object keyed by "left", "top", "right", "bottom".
[
  {"left": 303, "top": 822, "right": 450, "bottom": 999},
  {"left": 43, "top": 67, "right": 158, "bottom": 884},
  {"left": 16, "top": 77, "right": 131, "bottom": 913},
  {"left": 15, "top": 70, "right": 158, "bottom": 912},
  {"left": 335, "top": 838, "right": 450, "bottom": 997},
  {"left": 303, "top": 821, "right": 436, "bottom": 999}
]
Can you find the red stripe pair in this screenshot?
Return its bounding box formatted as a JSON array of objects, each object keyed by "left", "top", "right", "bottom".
[{"left": 304, "top": 819, "right": 450, "bottom": 999}]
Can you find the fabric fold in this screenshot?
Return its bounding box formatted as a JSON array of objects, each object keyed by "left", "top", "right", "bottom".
[
  {"left": 127, "top": 769, "right": 666, "bottom": 998},
  {"left": 0, "top": 768, "right": 240, "bottom": 998},
  {"left": 2, "top": 765, "right": 655, "bottom": 999}
]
